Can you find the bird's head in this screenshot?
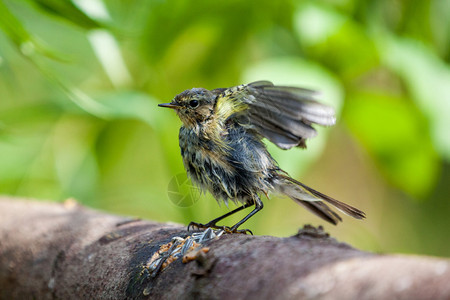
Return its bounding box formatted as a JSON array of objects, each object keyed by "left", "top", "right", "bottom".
[{"left": 158, "top": 88, "right": 216, "bottom": 127}]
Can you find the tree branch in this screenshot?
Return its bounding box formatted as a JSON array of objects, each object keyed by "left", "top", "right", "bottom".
[{"left": 1, "top": 197, "right": 449, "bottom": 299}]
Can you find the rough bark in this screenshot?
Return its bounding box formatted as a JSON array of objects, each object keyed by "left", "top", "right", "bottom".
[{"left": 0, "top": 197, "right": 449, "bottom": 300}]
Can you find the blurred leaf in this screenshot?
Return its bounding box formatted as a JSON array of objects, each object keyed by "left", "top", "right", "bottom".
[
  {"left": 0, "top": 0, "right": 32, "bottom": 45},
  {"left": 141, "top": 0, "right": 295, "bottom": 90},
  {"left": 87, "top": 29, "right": 132, "bottom": 88},
  {"left": 294, "top": 3, "right": 379, "bottom": 80},
  {"left": 57, "top": 88, "right": 165, "bottom": 129},
  {"left": 158, "top": 21, "right": 222, "bottom": 86},
  {"left": 376, "top": 34, "right": 450, "bottom": 161},
  {"left": 0, "top": 101, "right": 62, "bottom": 199},
  {"left": 0, "top": 134, "right": 44, "bottom": 183},
  {"left": 428, "top": 0, "right": 450, "bottom": 57},
  {"left": 294, "top": 3, "right": 346, "bottom": 47},
  {"left": 0, "top": 116, "right": 59, "bottom": 198},
  {"left": 344, "top": 91, "right": 439, "bottom": 198},
  {"left": 30, "top": 0, "right": 103, "bottom": 29},
  {"left": 52, "top": 115, "right": 101, "bottom": 203},
  {"left": 94, "top": 90, "right": 163, "bottom": 127},
  {"left": 243, "top": 56, "right": 344, "bottom": 177},
  {"left": 0, "top": 0, "right": 67, "bottom": 61}
]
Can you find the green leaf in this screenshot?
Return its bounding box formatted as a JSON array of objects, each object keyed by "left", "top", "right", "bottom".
[
  {"left": 30, "top": 0, "right": 103, "bottom": 29},
  {"left": 294, "top": 3, "right": 379, "bottom": 80},
  {"left": 377, "top": 34, "right": 450, "bottom": 161},
  {"left": 344, "top": 91, "right": 439, "bottom": 198},
  {"left": 94, "top": 90, "right": 163, "bottom": 127},
  {"left": 0, "top": 0, "right": 67, "bottom": 61}
]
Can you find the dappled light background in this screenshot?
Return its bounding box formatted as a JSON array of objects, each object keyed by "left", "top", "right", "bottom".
[{"left": 1, "top": 0, "right": 449, "bottom": 256}]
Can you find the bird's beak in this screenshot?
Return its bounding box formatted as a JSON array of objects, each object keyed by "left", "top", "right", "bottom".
[{"left": 158, "top": 102, "right": 181, "bottom": 109}]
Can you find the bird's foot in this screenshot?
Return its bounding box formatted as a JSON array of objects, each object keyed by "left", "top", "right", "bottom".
[
  {"left": 187, "top": 221, "right": 219, "bottom": 231},
  {"left": 187, "top": 222, "right": 252, "bottom": 235},
  {"left": 223, "top": 226, "right": 253, "bottom": 235}
]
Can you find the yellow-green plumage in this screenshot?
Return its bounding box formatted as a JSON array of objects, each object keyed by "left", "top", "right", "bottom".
[{"left": 215, "top": 87, "right": 249, "bottom": 122}]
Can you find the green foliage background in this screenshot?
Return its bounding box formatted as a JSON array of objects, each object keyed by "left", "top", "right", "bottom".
[{"left": 1, "top": 0, "right": 449, "bottom": 256}]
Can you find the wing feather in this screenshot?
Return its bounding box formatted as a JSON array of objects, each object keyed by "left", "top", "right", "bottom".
[{"left": 215, "top": 81, "right": 336, "bottom": 149}]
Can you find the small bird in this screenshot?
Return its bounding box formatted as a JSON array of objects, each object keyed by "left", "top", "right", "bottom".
[{"left": 159, "top": 81, "right": 365, "bottom": 234}]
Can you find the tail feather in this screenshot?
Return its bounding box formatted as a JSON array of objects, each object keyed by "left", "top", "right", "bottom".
[
  {"left": 275, "top": 174, "right": 366, "bottom": 224},
  {"left": 295, "top": 200, "right": 342, "bottom": 225}
]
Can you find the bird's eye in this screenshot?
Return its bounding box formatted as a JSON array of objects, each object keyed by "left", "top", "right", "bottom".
[{"left": 189, "top": 100, "right": 199, "bottom": 108}]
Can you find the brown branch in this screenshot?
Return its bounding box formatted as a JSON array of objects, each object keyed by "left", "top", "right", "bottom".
[{"left": 1, "top": 197, "right": 449, "bottom": 299}]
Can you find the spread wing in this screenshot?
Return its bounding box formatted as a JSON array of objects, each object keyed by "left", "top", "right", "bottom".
[{"left": 213, "top": 81, "right": 336, "bottom": 149}]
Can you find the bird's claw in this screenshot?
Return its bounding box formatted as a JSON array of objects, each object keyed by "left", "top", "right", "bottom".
[
  {"left": 187, "top": 222, "right": 252, "bottom": 235},
  {"left": 187, "top": 221, "right": 213, "bottom": 231},
  {"left": 223, "top": 226, "right": 253, "bottom": 235}
]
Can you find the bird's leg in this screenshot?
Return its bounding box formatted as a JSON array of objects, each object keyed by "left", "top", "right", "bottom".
[
  {"left": 187, "top": 202, "right": 254, "bottom": 232},
  {"left": 229, "top": 196, "right": 263, "bottom": 234}
]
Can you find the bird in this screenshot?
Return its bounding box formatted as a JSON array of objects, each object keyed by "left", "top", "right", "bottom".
[{"left": 158, "top": 81, "right": 365, "bottom": 234}]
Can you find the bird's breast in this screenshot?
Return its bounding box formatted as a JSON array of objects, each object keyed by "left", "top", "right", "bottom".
[
  {"left": 178, "top": 125, "right": 277, "bottom": 203},
  {"left": 179, "top": 126, "right": 233, "bottom": 174}
]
